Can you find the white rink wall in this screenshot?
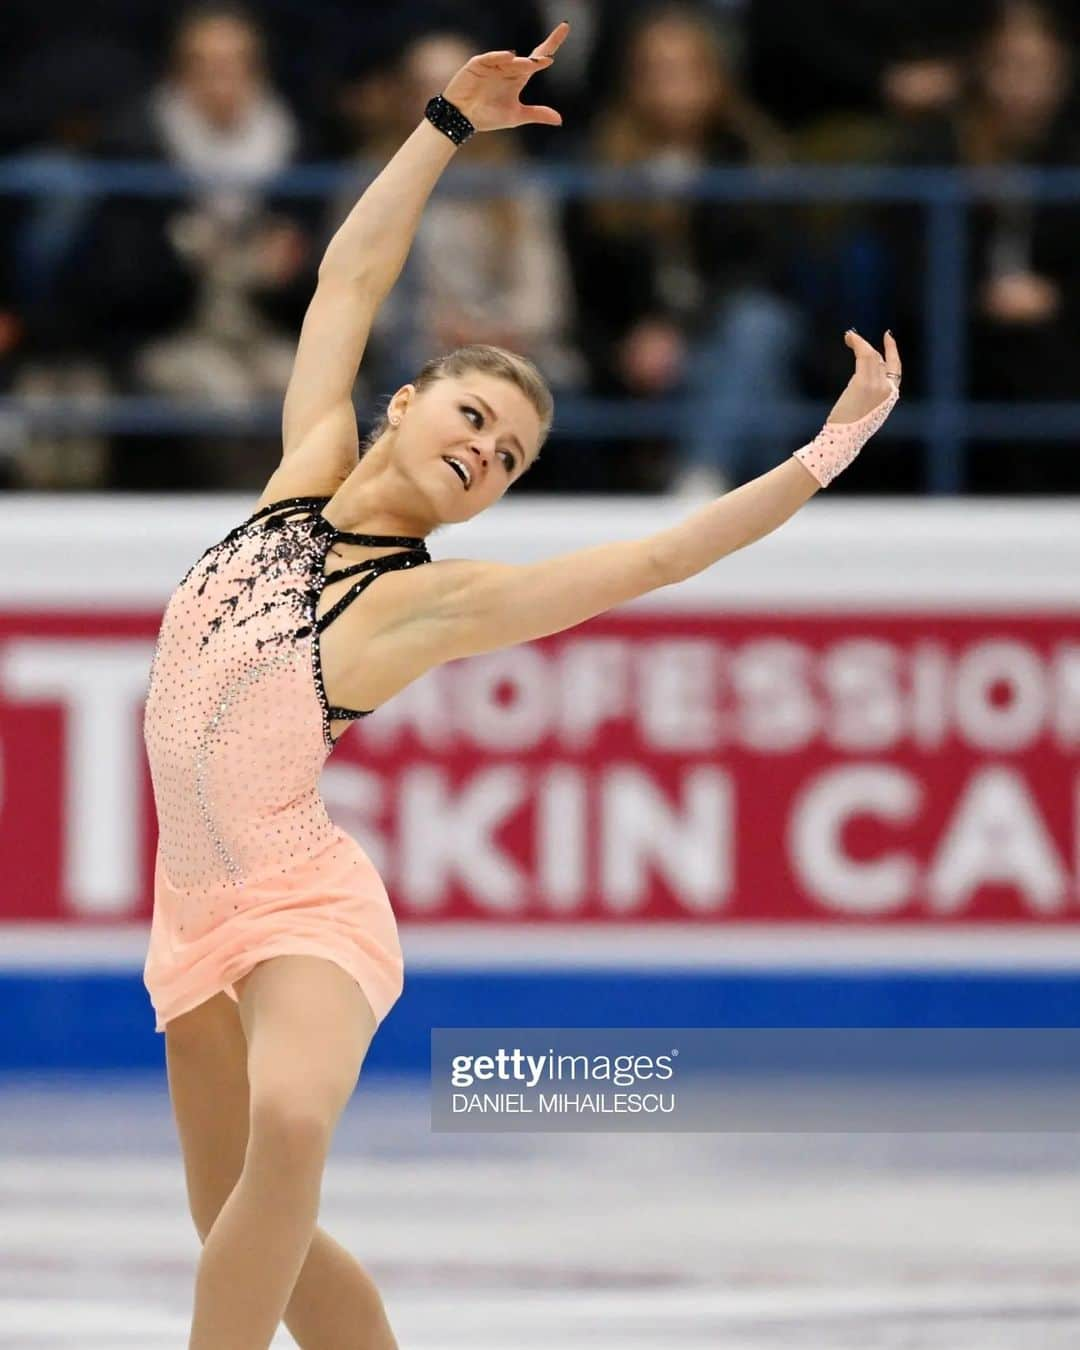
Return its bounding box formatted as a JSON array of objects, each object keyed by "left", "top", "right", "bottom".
[
  {"left": 3, "top": 494, "right": 1080, "bottom": 610},
  {"left": 2, "top": 495, "right": 1079, "bottom": 1071}
]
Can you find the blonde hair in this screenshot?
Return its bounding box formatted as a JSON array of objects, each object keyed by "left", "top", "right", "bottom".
[{"left": 363, "top": 344, "right": 554, "bottom": 457}]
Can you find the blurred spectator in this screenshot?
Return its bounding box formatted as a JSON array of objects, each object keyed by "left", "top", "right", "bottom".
[
  {"left": 566, "top": 3, "right": 801, "bottom": 494},
  {"left": 0, "top": 4, "right": 165, "bottom": 154},
  {"left": 0, "top": 203, "right": 25, "bottom": 488},
  {"left": 66, "top": 3, "right": 318, "bottom": 489},
  {"left": 369, "top": 1, "right": 582, "bottom": 156},
  {"left": 129, "top": 5, "right": 313, "bottom": 401},
  {"left": 747, "top": 0, "right": 997, "bottom": 131},
  {"left": 0, "top": 0, "right": 369, "bottom": 152},
  {"left": 2, "top": 0, "right": 1079, "bottom": 498},
  {"left": 327, "top": 15, "right": 422, "bottom": 162},
  {"left": 0, "top": 37, "right": 148, "bottom": 489},
  {"left": 331, "top": 28, "right": 585, "bottom": 481},
  {"left": 893, "top": 0, "right": 1080, "bottom": 491},
  {"left": 748, "top": 2, "right": 994, "bottom": 430}
]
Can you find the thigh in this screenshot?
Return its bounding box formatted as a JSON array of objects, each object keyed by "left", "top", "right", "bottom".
[
  {"left": 165, "top": 991, "right": 251, "bottom": 1240},
  {"left": 237, "top": 956, "right": 377, "bottom": 1138}
]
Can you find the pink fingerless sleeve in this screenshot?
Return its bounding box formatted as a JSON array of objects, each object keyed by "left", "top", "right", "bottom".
[{"left": 792, "top": 387, "right": 899, "bottom": 488}]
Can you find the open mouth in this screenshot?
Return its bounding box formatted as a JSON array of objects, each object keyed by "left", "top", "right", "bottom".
[{"left": 442, "top": 456, "right": 472, "bottom": 490}]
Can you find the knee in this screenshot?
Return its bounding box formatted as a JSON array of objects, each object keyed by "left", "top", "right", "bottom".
[
  {"left": 249, "top": 1093, "right": 335, "bottom": 1161},
  {"left": 190, "top": 1189, "right": 229, "bottom": 1243},
  {"left": 185, "top": 1156, "right": 243, "bottom": 1241}
]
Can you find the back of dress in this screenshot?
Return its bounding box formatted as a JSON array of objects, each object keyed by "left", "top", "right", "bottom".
[
  {"left": 144, "top": 501, "right": 336, "bottom": 894},
  {"left": 141, "top": 496, "right": 430, "bottom": 1033}
]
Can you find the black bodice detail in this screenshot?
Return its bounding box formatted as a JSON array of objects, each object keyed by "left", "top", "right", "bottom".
[
  {"left": 195, "top": 495, "right": 432, "bottom": 740},
  {"left": 254, "top": 495, "right": 427, "bottom": 552}
]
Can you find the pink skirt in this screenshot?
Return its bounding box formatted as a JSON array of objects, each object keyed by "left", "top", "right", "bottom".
[{"left": 143, "top": 830, "right": 404, "bottom": 1033}]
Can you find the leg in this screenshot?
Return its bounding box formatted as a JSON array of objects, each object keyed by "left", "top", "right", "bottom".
[
  {"left": 166, "top": 991, "right": 397, "bottom": 1347},
  {"left": 677, "top": 288, "right": 805, "bottom": 485},
  {"left": 167, "top": 975, "right": 396, "bottom": 1349},
  {"left": 187, "top": 956, "right": 376, "bottom": 1349}
]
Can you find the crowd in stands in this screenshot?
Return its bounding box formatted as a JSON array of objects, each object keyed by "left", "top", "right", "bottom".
[{"left": 0, "top": 0, "right": 1078, "bottom": 495}]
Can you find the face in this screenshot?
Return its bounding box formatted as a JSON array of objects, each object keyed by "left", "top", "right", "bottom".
[
  {"left": 175, "top": 17, "right": 263, "bottom": 129},
  {"left": 627, "top": 19, "right": 724, "bottom": 140},
  {"left": 388, "top": 372, "right": 543, "bottom": 524},
  {"left": 400, "top": 35, "right": 474, "bottom": 125},
  {"left": 979, "top": 18, "right": 1070, "bottom": 127}
]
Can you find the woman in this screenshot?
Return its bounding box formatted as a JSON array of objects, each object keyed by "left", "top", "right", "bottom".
[
  {"left": 565, "top": 3, "right": 800, "bottom": 495},
  {"left": 893, "top": 0, "right": 1080, "bottom": 491},
  {"left": 142, "top": 22, "right": 901, "bottom": 1349},
  {"left": 331, "top": 28, "right": 584, "bottom": 405}
]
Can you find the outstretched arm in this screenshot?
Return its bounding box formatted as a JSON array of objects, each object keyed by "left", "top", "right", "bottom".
[
  {"left": 653, "top": 330, "right": 902, "bottom": 580},
  {"left": 280, "top": 23, "right": 569, "bottom": 458},
  {"left": 415, "top": 332, "right": 902, "bottom": 659}
]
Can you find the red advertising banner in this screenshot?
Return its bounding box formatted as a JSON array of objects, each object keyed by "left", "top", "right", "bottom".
[{"left": 2, "top": 607, "right": 1076, "bottom": 925}]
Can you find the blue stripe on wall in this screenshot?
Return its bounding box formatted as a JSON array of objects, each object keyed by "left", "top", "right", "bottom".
[{"left": 3, "top": 969, "right": 1080, "bottom": 1072}]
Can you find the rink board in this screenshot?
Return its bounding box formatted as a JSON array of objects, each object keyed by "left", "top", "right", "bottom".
[
  {"left": 2, "top": 497, "right": 1079, "bottom": 1069},
  {"left": 3, "top": 925, "right": 1080, "bottom": 1071}
]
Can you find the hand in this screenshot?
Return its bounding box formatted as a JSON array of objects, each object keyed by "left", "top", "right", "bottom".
[
  {"left": 617, "top": 318, "right": 686, "bottom": 394},
  {"left": 881, "top": 59, "right": 960, "bottom": 115},
  {"left": 826, "top": 330, "right": 902, "bottom": 424},
  {"left": 441, "top": 21, "right": 569, "bottom": 133},
  {"left": 981, "top": 272, "right": 1061, "bottom": 325},
  {"left": 252, "top": 221, "right": 308, "bottom": 287}
]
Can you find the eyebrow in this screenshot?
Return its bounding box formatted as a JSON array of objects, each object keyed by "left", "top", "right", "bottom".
[{"left": 465, "top": 391, "right": 527, "bottom": 466}]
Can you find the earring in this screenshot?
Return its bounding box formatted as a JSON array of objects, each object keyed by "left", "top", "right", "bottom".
[{"left": 390, "top": 416, "right": 400, "bottom": 426}]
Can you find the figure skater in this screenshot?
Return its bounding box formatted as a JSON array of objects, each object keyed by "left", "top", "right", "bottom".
[{"left": 141, "top": 21, "right": 901, "bottom": 1349}]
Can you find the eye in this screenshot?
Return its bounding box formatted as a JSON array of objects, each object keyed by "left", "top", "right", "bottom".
[{"left": 462, "top": 404, "right": 518, "bottom": 472}]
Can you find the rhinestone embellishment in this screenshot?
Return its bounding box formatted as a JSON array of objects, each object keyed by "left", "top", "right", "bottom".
[
  {"left": 192, "top": 651, "right": 295, "bottom": 882},
  {"left": 144, "top": 496, "right": 432, "bottom": 890}
]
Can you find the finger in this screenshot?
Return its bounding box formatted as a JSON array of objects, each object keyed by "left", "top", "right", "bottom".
[
  {"left": 520, "top": 103, "right": 563, "bottom": 126},
  {"left": 475, "top": 50, "right": 518, "bottom": 69},
  {"left": 883, "top": 329, "right": 902, "bottom": 376},
  {"left": 530, "top": 20, "right": 571, "bottom": 59},
  {"left": 513, "top": 55, "right": 555, "bottom": 90},
  {"left": 846, "top": 329, "right": 882, "bottom": 361},
  {"left": 516, "top": 54, "right": 555, "bottom": 74},
  {"left": 844, "top": 329, "right": 883, "bottom": 367}
]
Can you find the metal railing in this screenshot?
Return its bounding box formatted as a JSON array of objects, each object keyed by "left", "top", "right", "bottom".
[{"left": 2, "top": 157, "right": 1079, "bottom": 493}]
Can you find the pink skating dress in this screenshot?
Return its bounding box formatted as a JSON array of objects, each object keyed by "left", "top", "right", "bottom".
[{"left": 142, "top": 495, "right": 430, "bottom": 1032}]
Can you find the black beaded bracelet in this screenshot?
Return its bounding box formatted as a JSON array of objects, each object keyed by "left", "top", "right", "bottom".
[{"left": 424, "top": 94, "right": 476, "bottom": 146}]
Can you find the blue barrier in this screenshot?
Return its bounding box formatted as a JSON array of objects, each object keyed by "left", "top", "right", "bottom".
[
  {"left": 3, "top": 969, "right": 1080, "bottom": 1074},
  {"left": 3, "top": 157, "right": 1080, "bottom": 492}
]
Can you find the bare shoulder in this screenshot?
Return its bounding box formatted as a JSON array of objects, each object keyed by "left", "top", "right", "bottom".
[
  {"left": 316, "top": 557, "right": 503, "bottom": 713},
  {"left": 367, "top": 557, "right": 505, "bottom": 635},
  {"left": 321, "top": 532, "right": 667, "bottom": 713},
  {"left": 369, "top": 534, "right": 665, "bottom": 662}
]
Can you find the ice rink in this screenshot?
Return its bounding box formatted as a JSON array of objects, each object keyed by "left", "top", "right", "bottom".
[{"left": 2, "top": 1076, "right": 1079, "bottom": 1348}]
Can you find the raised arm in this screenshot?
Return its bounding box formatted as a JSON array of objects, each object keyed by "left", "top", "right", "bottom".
[
  {"left": 280, "top": 23, "right": 569, "bottom": 459},
  {"left": 418, "top": 332, "right": 902, "bottom": 659},
  {"left": 280, "top": 124, "right": 456, "bottom": 457}
]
